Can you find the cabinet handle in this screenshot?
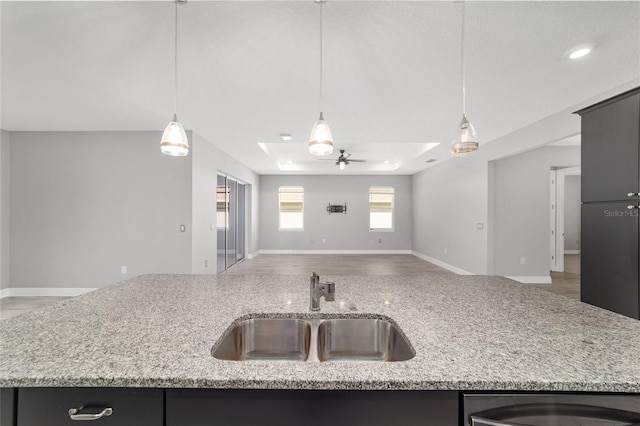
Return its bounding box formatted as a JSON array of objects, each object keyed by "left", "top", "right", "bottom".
[
  {"left": 628, "top": 192, "right": 639, "bottom": 197},
  {"left": 470, "top": 416, "right": 523, "bottom": 426},
  {"left": 627, "top": 205, "right": 639, "bottom": 210},
  {"left": 68, "top": 406, "right": 113, "bottom": 421}
]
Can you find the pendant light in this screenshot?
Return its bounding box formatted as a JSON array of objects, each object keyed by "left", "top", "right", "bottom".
[
  {"left": 308, "top": 0, "right": 334, "bottom": 156},
  {"left": 161, "top": 0, "right": 189, "bottom": 157},
  {"left": 451, "top": 0, "right": 479, "bottom": 156}
]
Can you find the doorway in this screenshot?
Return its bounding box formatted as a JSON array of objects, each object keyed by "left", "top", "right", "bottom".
[
  {"left": 550, "top": 167, "right": 581, "bottom": 272},
  {"left": 216, "top": 173, "right": 247, "bottom": 273},
  {"left": 548, "top": 167, "right": 581, "bottom": 300}
]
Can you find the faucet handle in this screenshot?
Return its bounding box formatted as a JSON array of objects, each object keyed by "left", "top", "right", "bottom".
[{"left": 323, "top": 281, "right": 335, "bottom": 301}]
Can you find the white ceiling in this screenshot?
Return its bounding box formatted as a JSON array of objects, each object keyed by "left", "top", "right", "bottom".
[{"left": 1, "top": 1, "right": 639, "bottom": 175}]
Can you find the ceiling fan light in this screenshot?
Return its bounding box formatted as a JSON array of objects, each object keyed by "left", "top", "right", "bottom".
[
  {"left": 161, "top": 115, "right": 189, "bottom": 157},
  {"left": 308, "top": 113, "right": 334, "bottom": 155},
  {"left": 339, "top": 160, "right": 346, "bottom": 170}
]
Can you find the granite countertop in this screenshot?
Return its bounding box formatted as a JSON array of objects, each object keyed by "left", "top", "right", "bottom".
[{"left": 1, "top": 273, "right": 639, "bottom": 392}]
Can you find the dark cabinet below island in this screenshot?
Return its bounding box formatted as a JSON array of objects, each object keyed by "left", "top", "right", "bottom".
[
  {"left": 14, "top": 388, "right": 162, "bottom": 426},
  {"left": 166, "top": 389, "right": 458, "bottom": 426},
  {"left": 2, "top": 388, "right": 458, "bottom": 426}
]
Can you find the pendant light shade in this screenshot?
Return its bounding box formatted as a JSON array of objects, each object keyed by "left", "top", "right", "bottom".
[
  {"left": 308, "top": 0, "right": 333, "bottom": 156},
  {"left": 451, "top": 0, "right": 478, "bottom": 156},
  {"left": 451, "top": 114, "right": 479, "bottom": 156},
  {"left": 308, "top": 112, "right": 334, "bottom": 156},
  {"left": 161, "top": 113, "right": 189, "bottom": 156},
  {"left": 161, "top": 0, "right": 189, "bottom": 157}
]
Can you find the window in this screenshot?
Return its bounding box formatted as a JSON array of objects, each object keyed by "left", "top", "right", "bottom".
[
  {"left": 279, "top": 186, "right": 304, "bottom": 230},
  {"left": 369, "top": 187, "right": 394, "bottom": 231}
]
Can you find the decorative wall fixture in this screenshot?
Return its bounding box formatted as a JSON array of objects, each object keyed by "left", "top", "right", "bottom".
[
  {"left": 451, "top": 0, "right": 479, "bottom": 156},
  {"left": 327, "top": 203, "right": 347, "bottom": 214},
  {"left": 308, "top": 0, "right": 334, "bottom": 156},
  {"left": 160, "top": 0, "right": 189, "bottom": 157}
]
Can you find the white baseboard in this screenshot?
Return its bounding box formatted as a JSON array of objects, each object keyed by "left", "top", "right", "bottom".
[
  {"left": 564, "top": 250, "right": 581, "bottom": 255},
  {"left": 247, "top": 251, "right": 260, "bottom": 259},
  {"left": 0, "top": 287, "right": 97, "bottom": 298},
  {"left": 505, "top": 276, "right": 552, "bottom": 284},
  {"left": 411, "top": 251, "right": 474, "bottom": 275},
  {"left": 258, "top": 249, "right": 413, "bottom": 255}
]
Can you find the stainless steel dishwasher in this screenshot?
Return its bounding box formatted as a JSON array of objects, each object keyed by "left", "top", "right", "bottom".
[{"left": 463, "top": 393, "right": 640, "bottom": 426}]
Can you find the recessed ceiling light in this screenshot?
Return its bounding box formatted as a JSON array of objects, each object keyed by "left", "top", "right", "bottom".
[
  {"left": 567, "top": 43, "right": 596, "bottom": 60},
  {"left": 383, "top": 160, "right": 390, "bottom": 164},
  {"left": 280, "top": 133, "right": 292, "bottom": 141}
]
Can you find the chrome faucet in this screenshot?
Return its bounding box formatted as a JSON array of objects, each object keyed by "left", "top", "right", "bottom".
[{"left": 309, "top": 272, "right": 335, "bottom": 311}]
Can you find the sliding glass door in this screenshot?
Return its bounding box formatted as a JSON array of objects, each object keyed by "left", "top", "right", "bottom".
[{"left": 216, "top": 173, "right": 247, "bottom": 273}]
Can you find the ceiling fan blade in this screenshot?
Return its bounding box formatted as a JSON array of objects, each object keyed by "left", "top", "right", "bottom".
[
  {"left": 347, "top": 159, "right": 366, "bottom": 162},
  {"left": 318, "top": 158, "right": 337, "bottom": 160},
  {"left": 343, "top": 153, "right": 352, "bottom": 160}
]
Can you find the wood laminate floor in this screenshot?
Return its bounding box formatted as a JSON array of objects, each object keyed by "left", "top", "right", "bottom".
[
  {"left": 529, "top": 254, "right": 581, "bottom": 300},
  {"left": 224, "top": 254, "right": 452, "bottom": 275},
  {"left": 1, "top": 254, "right": 582, "bottom": 320},
  {"left": 0, "top": 296, "right": 70, "bottom": 321}
]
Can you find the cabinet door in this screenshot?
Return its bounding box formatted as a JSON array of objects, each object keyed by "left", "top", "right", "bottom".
[
  {"left": 17, "top": 388, "right": 162, "bottom": 426},
  {"left": 581, "top": 202, "right": 639, "bottom": 319},
  {"left": 581, "top": 92, "right": 640, "bottom": 202},
  {"left": 166, "top": 389, "right": 458, "bottom": 426},
  {"left": 1, "top": 389, "right": 16, "bottom": 426}
]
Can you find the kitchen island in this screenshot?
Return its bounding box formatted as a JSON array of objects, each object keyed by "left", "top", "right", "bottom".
[{"left": 1, "top": 273, "right": 639, "bottom": 425}]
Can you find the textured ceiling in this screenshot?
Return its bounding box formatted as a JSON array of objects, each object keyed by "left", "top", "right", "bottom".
[{"left": 1, "top": 1, "right": 639, "bottom": 174}]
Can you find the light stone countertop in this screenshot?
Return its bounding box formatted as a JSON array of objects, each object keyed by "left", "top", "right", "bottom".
[{"left": 1, "top": 273, "right": 639, "bottom": 392}]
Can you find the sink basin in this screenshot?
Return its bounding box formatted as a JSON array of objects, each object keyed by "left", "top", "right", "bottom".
[
  {"left": 212, "top": 316, "right": 414, "bottom": 362},
  {"left": 212, "top": 318, "right": 311, "bottom": 361},
  {"left": 317, "top": 318, "right": 414, "bottom": 362}
]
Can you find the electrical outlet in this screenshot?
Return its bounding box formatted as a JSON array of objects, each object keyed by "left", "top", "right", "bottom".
[
  {"left": 520, "top": 257, "right": 526, "bottom": 265},
  {"left": 378, "top": 239, "right": 382, "bottom": 244},
  {"left": 121, "top": 266, "right": 127, "bottom": 274},
  {"left": 205, "top": 260, "right": 208, "bottom": 268},
  {"left": 180, "top": 224, "right": 186, "bottom": 232}
]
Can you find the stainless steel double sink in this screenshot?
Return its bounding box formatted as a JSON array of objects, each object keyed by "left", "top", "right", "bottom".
[{"left": 212, "top": 316, "right": 414, "bottom": 362}]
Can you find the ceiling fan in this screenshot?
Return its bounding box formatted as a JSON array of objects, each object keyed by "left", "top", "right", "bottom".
[{"left": 320, "top": 149, "right": 366, "bottom": 170}]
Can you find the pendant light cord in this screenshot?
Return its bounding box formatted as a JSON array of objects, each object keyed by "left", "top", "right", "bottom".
[
  {"left": 174, "top": 0, "right": 179, "bottom": 118},
  {"left": 319, "top": 0, "right": 324, "bottom": 113},
  {"left": 461, "top": 0, "right": 466, "bottom": 117}
]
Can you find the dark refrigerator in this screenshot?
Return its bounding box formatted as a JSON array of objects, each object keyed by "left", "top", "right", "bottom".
[{"left": 576, "top": 87, "right": 640, "bottom": 320}]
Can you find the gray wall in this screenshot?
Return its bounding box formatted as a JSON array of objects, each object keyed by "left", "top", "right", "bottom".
[
  {"left": 1, "top": 130, "right": 10, "bottom": 290},
  {"left": 10, "top": 131, "right": 193, "bottom": 288},
  {"left": 191, "top": 132, "right": 260, "bottom": 273},
  {"left": 491, "top": 146, "right": 580, "bottom": 277},
  {"left": 412, "top": 158, "right": 489, "bottom": 274},
  {"left": 259, "top": 175, "right": 412, "bottom": 251},
  {"left": 564, "top": 175, "right": 581, "bottom": 251}
]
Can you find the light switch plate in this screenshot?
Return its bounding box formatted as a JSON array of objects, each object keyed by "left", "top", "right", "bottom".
[{"left": 180, "top": 225, "right": 186, "bottom": 232}]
